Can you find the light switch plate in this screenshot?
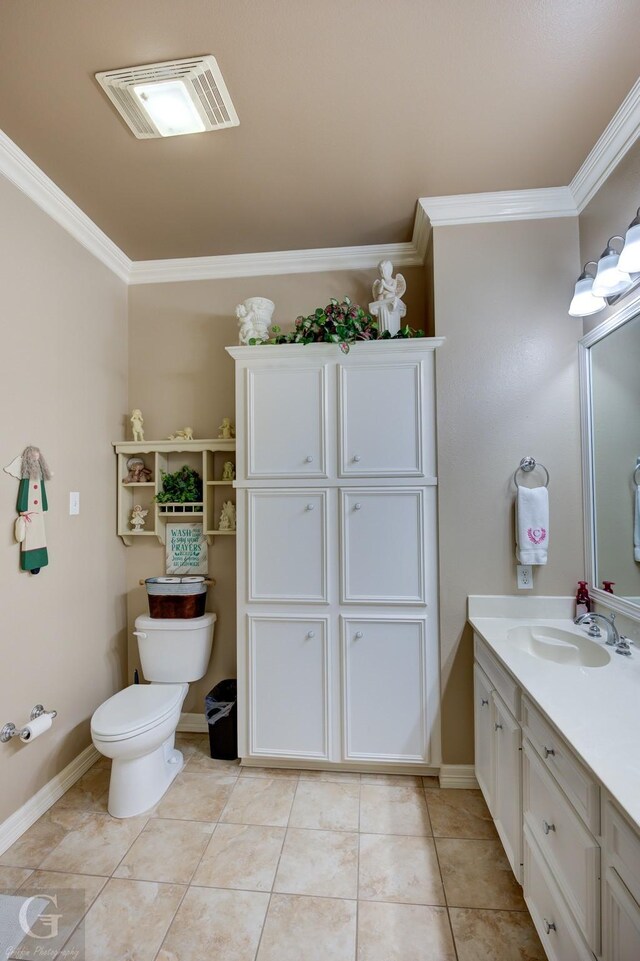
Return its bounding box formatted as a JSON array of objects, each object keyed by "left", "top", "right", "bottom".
[
  {"left": 69, "top": 492, "right": 80, "bottom": 515},
  {"left": 517, "top": 565, "right": 533, "bottom": 590}
]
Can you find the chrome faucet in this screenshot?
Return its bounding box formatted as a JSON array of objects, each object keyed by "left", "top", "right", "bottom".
[{"left": 574, "top": 612, "right": 620, "bottom": 647}]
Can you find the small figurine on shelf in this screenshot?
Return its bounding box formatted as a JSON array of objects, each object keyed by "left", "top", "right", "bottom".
[
  {"left": 167, "top": 428, "right": 194, "bottom": 441},
  {"left": 218, "top": 500, "right": 236, "bottom": 531},
  {"left": 236, "top": 296, "right": 275, "bottom": 345},
  {"left": 130, "top": 504, "right": 148, "bottom": 531},
  {"left": 130, "top": 409, "right": 145, "bottom": 442},
  {"left": 369, "top": 260, "right": 407, "bottom": 336},
  {"left": 217, "top": 417, "right": 235, "bottom": 440},
  {"left": 221, "top": 461, "right": 235, "bottom": 481},
  {"left": 124, "top": 457, "right": 153, "bottom": 484}
]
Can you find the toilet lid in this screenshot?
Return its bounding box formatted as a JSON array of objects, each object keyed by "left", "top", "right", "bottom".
[{"left": 91, "top": 684, "right": 185, "bottom": 740}]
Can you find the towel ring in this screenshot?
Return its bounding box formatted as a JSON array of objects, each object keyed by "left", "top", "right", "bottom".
[{"left": 513, "top": 456, "right": 549, "bottom": 489}]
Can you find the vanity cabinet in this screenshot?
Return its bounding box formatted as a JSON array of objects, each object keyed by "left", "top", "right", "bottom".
[
  {"left": 228, "top": 341, "right": 442, "bottom": 772},
  {"left": 474, "top": 633, "right": 640, "bottom": 961}
]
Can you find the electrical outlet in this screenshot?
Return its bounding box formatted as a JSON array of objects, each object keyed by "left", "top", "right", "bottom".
[
  {"left": 69, "top": 492, "right": 80, "bottom": 515},
  {"left": 517, "top": 565, "right": 533, "bottom": 590}
]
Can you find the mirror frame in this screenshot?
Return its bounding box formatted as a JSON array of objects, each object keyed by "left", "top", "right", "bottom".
[{"left": 579, "top": 290, "right": 640, "bottom": 622}]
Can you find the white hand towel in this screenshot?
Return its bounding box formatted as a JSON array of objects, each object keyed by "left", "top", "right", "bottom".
[
  {"left": 516, "top": 485, "right": 549, "bottom": 565},
  {"left": 635, "top": 486, "right": 640, "bottom": 563}
]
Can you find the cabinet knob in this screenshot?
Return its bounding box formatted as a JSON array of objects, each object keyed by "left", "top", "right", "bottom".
[
  {"left": 353, "top": 454, "right": 361, "bottom": 462},
  {"left": 355, "top": 631, "right": 364, "bottom": 639},
  {"left": 543, "top": 820, "right": 556, "bottom": 835},
  {"left": 543, "top": 746, "right": 555, "bottom": 758},
  {"left": 305, "top": 455, "right": 314, "bottom": 463},
  {"left": 481, "top": 698, "right": 489, "bottom": 707},
  {"left": 306, "top": 631, "right": 315, "bottom": 639},
  {"left": 543, "top": 919, "right": 557, "bottom": 934},
  {"left": 494, "top": 722, "right": 503, "bottom": 731},
  {"left": 305, "top": 504, "right": 315, "bottom": 511},
  {"left": 354, "top": 503, "right": 362, "bottom": 511}
]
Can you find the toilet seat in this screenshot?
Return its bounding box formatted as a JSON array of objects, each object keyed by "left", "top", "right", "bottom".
[{"left": 91, "top": 683, "right": 185, "bottom": 741}]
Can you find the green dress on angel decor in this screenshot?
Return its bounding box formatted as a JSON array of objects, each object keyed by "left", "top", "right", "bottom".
[{"left": 16, "top": 476, "right": 49, "bottom": 572}]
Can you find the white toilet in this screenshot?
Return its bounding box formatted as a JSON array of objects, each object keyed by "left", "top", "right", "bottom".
[{"left": 91, "top": 612, "right": 216, "bottom": 818}]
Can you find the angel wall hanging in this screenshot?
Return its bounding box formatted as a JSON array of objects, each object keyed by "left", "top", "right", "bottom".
[{"left": 4, "top": 446, "right": 52, "bottom": 574}]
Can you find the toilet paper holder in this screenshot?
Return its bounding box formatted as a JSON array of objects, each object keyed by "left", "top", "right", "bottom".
[{"left": 1, "top": 704, "right": 57, "bottom": 742}]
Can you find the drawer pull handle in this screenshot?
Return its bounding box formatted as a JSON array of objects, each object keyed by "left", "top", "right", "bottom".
[
  {"left": 353, "top": 454, "right": 361, "bottom": 462},
  {"left": 543, "top": 919, "right": 556, "bottom": 934},
  {"left": 494, "top": 722, "right": 503, "bottom": 731},
  {"left": 543, "top": 746, "right": 555, "bottom": 758},
  {"left": 306, "top": 631, "right": 315, "bottom": 639},
  {"left": 305, "top": 455, "right": 314, "bottom": 463},
  {"left": 354, "top": 503, "right": 362, "bottom": 511},
  {"left": 355, "top": 631, "right": 364, "bottom": 639},
  {"left": 305, "top": 504, "right": 315, "bottom": 511},
  {"left": 481, "top": 698, "right": 489, "bottom": 707},
  {"left": 543, "top": 820, "right": 556, "bottom": 835}
]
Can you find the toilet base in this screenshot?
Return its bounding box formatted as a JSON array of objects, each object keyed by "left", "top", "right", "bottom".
[{"left": 107, "top": 737, "right": 184, "bottom": 818}]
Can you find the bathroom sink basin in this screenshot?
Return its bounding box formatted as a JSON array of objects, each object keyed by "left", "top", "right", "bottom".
[{"left": 507, "top": 625, "right": 611, "bottom": 668}]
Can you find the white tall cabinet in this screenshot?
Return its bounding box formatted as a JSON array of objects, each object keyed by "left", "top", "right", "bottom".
[{"left": 227, "top": 340, "right": 443, "bottom": 772}]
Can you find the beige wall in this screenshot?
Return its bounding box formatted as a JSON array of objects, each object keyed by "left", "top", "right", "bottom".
[
  {"left": 0, "top": 175, "right": 128, "bottom": 823},
  {"left": 433, "top": 218, "right": 584, "bottom": 763},
  {"left": 127, "top": 267, "right": 427, "bottom": 711}
]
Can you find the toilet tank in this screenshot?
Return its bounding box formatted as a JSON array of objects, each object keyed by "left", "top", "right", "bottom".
[{"left": 134, "top": 613, "right": 216, "bottom": 682}]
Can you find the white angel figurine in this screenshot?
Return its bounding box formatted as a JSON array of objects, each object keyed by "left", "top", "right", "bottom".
[
  {"left": 130, "top": 504, "right": 148, "bottom": 531},
  {"left": 369, "top": 260, "right": 407, "bottom": 335},
  {"left": 218, "top": 501, "right": 236, "bottom": 531}
]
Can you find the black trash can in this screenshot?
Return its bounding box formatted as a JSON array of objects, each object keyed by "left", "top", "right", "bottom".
[{"left": 205, "top": 679, "right": 238, "bottom": 760}]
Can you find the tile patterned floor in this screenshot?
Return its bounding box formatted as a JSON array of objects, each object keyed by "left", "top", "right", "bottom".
[{"left": 0, "top": 734, "right": 546, "bottom": 961}]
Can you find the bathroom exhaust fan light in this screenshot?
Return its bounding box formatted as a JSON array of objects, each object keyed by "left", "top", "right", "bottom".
[
  {"left": 591, "top": 236, "right": 632, "bottom": 297},
  {"left": 96, "top": 56, "right": 239, "bottom": 139},
  {"left": 568, "top": 262, "right": 606, "bottom": 317},
  {"left": 618, "top": 207, "right": 640, "bottom": 273}
]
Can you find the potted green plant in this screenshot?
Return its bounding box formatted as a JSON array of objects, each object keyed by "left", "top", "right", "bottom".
[{"left": 155, "top": 465, "right": 203, "bottom": 513}]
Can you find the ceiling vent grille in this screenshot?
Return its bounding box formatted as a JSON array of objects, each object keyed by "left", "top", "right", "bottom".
[{"left": 95, "top": 56, "right": 239, "bottom": 139}]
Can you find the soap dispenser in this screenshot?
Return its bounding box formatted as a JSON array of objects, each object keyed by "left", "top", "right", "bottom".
[{"left": 575, "top": 581, "right": 591, "bottom": 617}]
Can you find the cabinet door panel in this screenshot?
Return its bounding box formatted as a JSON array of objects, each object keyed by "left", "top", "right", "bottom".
[
  {"left": 249, "top": 616, "right": 329, "bottom": 758},
  {"left": 339, "top": 363, "right": 424, "bottom": 476},
  {"left": 493, "top": 691, "right": 523, "bottom": 882},
  {"left": 604, "top": 868, "right": 640, "bottom": 961},
  {"left": 246, "top": 366, "right": 327, "bottom": 478},
  {"left": 341, "top": 489, "right": 425, "bottom": 604},
  {"left": 474, "top": 663, "right": 495, "bottom": 813},
  {"left": 249, "top": 490, "right": 328, "bottom": 602},
  {"left": 342, "top": 617, "right": 428, "bottom": 762}
]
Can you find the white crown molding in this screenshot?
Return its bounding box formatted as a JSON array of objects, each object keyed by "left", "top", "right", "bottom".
[
  {"left": 128, "top": 240, "right": 421, "bottom": 285},
  {"left": 0, "top": 744, "right": 99, "bottom": 856},
  {"left": 0, "top": 130, "right": 131, "bottom": 283},
  {"left": 570, "top": 76, "right": 640, "bottom": 214},
  {"left": 418, "top": 186, "right": 577, "bottom": 227}
]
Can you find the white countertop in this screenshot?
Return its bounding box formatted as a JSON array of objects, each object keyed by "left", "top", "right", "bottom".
[{"left": 468, "top": 597, "right": 640, "bottom": 831}]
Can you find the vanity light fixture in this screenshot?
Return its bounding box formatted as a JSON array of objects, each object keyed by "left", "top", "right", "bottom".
[
  {"left": 618, "top": 208, "right": 640, "bottom": 273},
  {"left": 591, "top": 236, "right": 632, "bottom": 297},
  {"left": 96, "top": 56, "right": 239, "bottom": 139},
  {"left": 568, "top": 263, "right": 606, "bottom": 317}
]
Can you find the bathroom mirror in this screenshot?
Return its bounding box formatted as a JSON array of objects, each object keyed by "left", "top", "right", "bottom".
[{"left": 580, "top": 301, "right": 640, "bottom": 617}]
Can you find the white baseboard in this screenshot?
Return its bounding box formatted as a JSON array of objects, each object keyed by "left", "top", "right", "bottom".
[
  {"left": 178, "top": 712, "right": 208, "bottom": 734},
  {"left": 0, "top": 743, "right": 100, "bottom": 856},
  {"left": 439, "top": 764, "right": 479, "bottom": 789}
]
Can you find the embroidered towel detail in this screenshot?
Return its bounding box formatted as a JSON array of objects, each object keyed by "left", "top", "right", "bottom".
[
  {"left": 516, "top": 485, "right": 549, "bottom": 565},
  {"left": 635, "top": 486, "right": 640, "bottom": 563}
]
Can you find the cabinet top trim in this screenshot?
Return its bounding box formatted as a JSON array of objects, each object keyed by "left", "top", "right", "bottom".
[{"left": 226, "top": 338, "right": 445, "bottom": 361}]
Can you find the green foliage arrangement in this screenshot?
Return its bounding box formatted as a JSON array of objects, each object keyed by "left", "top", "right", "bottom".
[
  {"left": 155, "top": 465, "right": 203, "bottom": 504},
  {"left": 248, "top": 297, "right": 425, "bottom": 353}
]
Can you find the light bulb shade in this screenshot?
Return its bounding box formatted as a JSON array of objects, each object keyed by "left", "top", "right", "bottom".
[
  {"left": 133, "top": 80, "right": 206, "bottom": 137},
  {"left": 591, "top": 247, "right": 632, "bottom": 297},
  {"left": 618, "top": 220, "right": 640, "bottom": 273},
  {"left": 568, "top": 273, "right": 606, "bottom": 317}
]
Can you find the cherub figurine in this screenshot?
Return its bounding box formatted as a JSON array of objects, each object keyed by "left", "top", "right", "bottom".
[
  {"left": 130, "top": 409, "right": 144, "bottom": 442},
  {"left": 221, "top": 461, "right": 235, "bottom": 481},
  {"left": 218, "top": 500, "right": 236, "bottom": 531},
  {"left": 167, "top": 428, "right": 194, "bottom": 441},
  {"left": 217, "top": 418, "right": 235, "bottom": 440},
  {"left": 130, "top": 504, "right": 148, "bottom": 531},
  {"left": 124, "top": 457, "right": 152, "bottom": 484},
  {"left": 372, "top": 260, "right": 406, "bottom": 308}
]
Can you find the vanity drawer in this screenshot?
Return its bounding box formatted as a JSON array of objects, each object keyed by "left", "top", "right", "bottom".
[
  {"left": 523, "top": 740, "right": 600, "bottom": 953},
  {"left": 522, "top": 695, "right": 600, "bottom": 833},
  {"left": 524, "top": 826, "right": 596, "bottom": 961},
  {"left": 474, "top": 636, "right": 519, "bottom": 719},
  {"left": 604, "top": 799, "right": 640, "bottom": 906}
]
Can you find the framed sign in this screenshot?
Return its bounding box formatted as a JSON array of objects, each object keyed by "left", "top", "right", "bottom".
[{"left": 166, "top": 523, "right": 208, "bottom": 575}]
